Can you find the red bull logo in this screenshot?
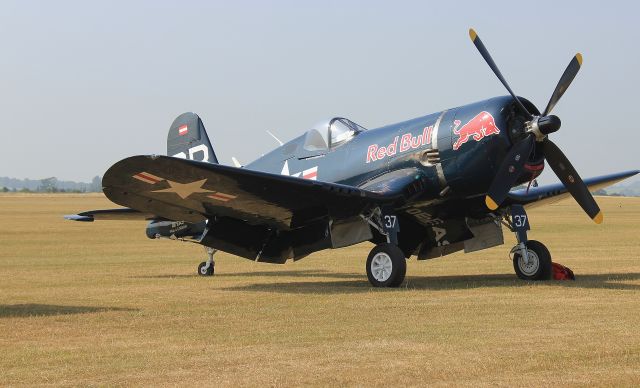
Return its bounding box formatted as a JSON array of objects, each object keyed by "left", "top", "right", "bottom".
[{"left": 452, "top": 111, "right": 500, "bottom": 151}]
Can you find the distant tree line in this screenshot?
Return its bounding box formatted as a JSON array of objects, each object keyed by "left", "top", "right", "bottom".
[
  {"left": 0, "top": 176, "right": 102, "bottom": 193},
  {"left": 510, "top": 185, "right": 635, "bottom": 197},
  {"left": 0, "top": 176, "right": 637, "bottom": 196},
  {"left": 592, "top": 188, "right": 628, "bottom": 197}
]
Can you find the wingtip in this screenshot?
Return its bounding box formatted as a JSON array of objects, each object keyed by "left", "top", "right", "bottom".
[
  {"left": 469, "top": 28, "right": 477, "bottom": 41},
  {"left": 64, "top": 214, "right": 94, "bottom": 222},
  {"left": 576, "top": 53, "right": 583, "bottom": 66},
  {"left": 593, "top": 211, "right": 603, "bottom": 224},
  {"left": 485, "top": 196, "right": 498, "bottom": 210}
]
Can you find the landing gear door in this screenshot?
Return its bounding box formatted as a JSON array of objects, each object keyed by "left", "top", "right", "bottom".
[
  {"left": 511, "top": 204, "right": 530, "bottom": 242},
  {"left": 381, "top": 207, "right": 400, "bottom": 245}
]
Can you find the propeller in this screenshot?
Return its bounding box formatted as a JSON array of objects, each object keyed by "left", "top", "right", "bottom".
[
  {"left": 469, "top": 29, "right": 533, "bottom": 119},
  {"left": 469, "top": 28, "right": 602, "bottom": 224},
  {"left": 543, "top": 54, "right": 582, "bottom": 116}
]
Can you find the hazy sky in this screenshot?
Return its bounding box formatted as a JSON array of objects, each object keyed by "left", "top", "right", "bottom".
[{"left": 1, "top": 0, "right": 638, "bottom": 184}]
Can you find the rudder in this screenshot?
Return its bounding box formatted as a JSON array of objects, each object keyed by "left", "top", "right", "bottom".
[{"left": 167, "top": 112, "right": 218, "bottom": 164}]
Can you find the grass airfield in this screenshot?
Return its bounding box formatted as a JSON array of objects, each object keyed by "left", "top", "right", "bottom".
[{"left": 1, "top": 194, "right": 639, "bottom": 386}]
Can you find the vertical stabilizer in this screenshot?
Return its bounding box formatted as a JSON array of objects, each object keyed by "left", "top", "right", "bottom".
[{"left": 167, "top": 112, "right": 218, "bottom": 164}]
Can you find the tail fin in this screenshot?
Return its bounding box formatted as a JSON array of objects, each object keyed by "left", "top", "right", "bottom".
[{"left": 167, "top": 112, "right": 218, "bottom": 164}]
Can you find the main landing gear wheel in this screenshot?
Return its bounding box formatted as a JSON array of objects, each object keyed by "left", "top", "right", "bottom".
[
  {"left": 513, "top": 240, "right": 552, "bottom": 280},
  {"left": 366, "top": 243, "right": 406, "bottom": 288}
]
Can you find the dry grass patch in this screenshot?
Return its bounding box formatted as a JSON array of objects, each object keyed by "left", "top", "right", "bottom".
[{"left": 0, "top": 195, "right": 639, "bottom": 386}]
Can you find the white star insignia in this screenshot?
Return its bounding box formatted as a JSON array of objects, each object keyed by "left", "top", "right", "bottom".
[{"left": 152, "top": 179, "right": 213, "bottom": 199}]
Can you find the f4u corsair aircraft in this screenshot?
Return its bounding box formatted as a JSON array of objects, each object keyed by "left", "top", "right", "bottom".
[{"left": 67, "top": 29, "right": 637, "bottom": 287}]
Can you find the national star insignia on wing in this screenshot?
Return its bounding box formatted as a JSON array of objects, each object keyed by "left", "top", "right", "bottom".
[{"left": 152, "top": 179, "right": 213, "bottom": 199}]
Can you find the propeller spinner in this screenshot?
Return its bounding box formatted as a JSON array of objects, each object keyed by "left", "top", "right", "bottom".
[{"left": 469, "top": 28, "right": 602, "bottom": 224}]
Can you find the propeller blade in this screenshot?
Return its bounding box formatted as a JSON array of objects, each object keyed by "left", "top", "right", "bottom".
[
  {"left": 543, "top": 53, "right": 583, "bottom": 116},
  {"left": 542, "top": 139, "right": 603, "bottom": 223},
  {"left": 469, "top": 28, "right": 533, "bottom": 119},
  {"left": 485, "top": 135, "right": 535, "bottom": 210}
]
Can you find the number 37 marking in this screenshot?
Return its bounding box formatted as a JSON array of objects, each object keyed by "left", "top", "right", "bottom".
[
  {"left": 513, "top": 214, "right": 527, "bottom": 228},
  {"left": 384, "top": 215, "right": 397, "bottom": 230}
]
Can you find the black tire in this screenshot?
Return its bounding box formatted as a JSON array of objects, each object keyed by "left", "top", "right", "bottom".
[
  {"left": 366, "top": 243, "right": 406, "bottom": 288},
  {"left": 513, "top": 240, "right": 552, "bottom": 280},
  {"left": 197, "top": 261, "right": 214, "bottom": 276}
]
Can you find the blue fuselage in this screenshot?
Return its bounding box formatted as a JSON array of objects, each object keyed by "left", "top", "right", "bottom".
[{"left": 247, "top": 96, "right": 539, "bottom": 206}]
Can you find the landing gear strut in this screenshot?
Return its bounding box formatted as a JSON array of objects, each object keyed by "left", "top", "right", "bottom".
[
  {"left": 198, "top": 247, "right": 216, "bottom": 276},
  {"left": 507, "top": 205, "right": 551, "bottom": 280}
]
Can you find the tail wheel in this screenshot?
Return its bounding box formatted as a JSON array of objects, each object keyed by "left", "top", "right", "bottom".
[
  {"left": 198, "top": 261, "right": 214, "bottom": 276},
  {"left": 366, "top": 243, "right": 406, "bottom": 288},
  {"left": 513, "top": 240, "right": 552, "bottom": 280}
]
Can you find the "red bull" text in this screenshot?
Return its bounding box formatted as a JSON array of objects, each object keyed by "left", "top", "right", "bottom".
[{"left": 366, "top": 125, "right": 433, "bottom": 163}]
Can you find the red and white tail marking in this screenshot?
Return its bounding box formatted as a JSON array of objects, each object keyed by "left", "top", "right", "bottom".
[
  {"left": 132, "top": 172, "right": 164, "bottom": 184},
  {"left": 302, "top": 166, "right": 318, "bottom": 180},
  {"left": 178, "top": 125, "right": 188, "bottom": 136},
  {"left": 207, "top": 192, "right": 237, "bottom": 202}
]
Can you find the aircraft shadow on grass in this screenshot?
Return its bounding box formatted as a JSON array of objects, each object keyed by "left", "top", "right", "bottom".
[
  {"left": 0, "top": 304, "right": 137, "bottom": 318},
  {"left": 133, "top": 269, "right": 362, "bottom": 280},
  {"left": 217, "top": 272, "right": 640, "bottom": 294},
  {"left": 133, "top": 274, "right": 201, "bottom": 279}
]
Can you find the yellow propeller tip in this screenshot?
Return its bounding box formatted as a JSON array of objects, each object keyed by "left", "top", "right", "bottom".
[
  {"left": 576, "top": 53, "right": 583, "bottom": 66},
  {"left": 469, "top": 28, "right": 477, "bottom": 41},
  {"left": 485, "top": 196, "right": 498, "bottom": 210},
  {"left": 593, "top": 211, "right": 603, "bottom": 224}
]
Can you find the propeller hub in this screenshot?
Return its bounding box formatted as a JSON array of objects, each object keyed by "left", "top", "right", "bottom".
[
  {"left": 526, "top": 115, "right": 561, "bottom": 141},
  {"left": 538, "top": 115, "right": 561, "bottom": 135}
]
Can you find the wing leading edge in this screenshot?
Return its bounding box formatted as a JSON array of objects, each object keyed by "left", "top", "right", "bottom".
[{"left": 506, "top": 170, "right": 639, "bottom": 209}]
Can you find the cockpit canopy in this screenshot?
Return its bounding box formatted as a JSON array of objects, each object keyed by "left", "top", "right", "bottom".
[{"left": 303, "top": 117, "right": 367, "bottom": 151}]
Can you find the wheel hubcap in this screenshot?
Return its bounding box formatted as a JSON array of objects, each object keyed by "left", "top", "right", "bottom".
[
  {"left": 371, "top": 253, "right": 393, "bottom": 282},
  {"left": 518, "top": 249, "right": 540, "bottom": 276}
]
